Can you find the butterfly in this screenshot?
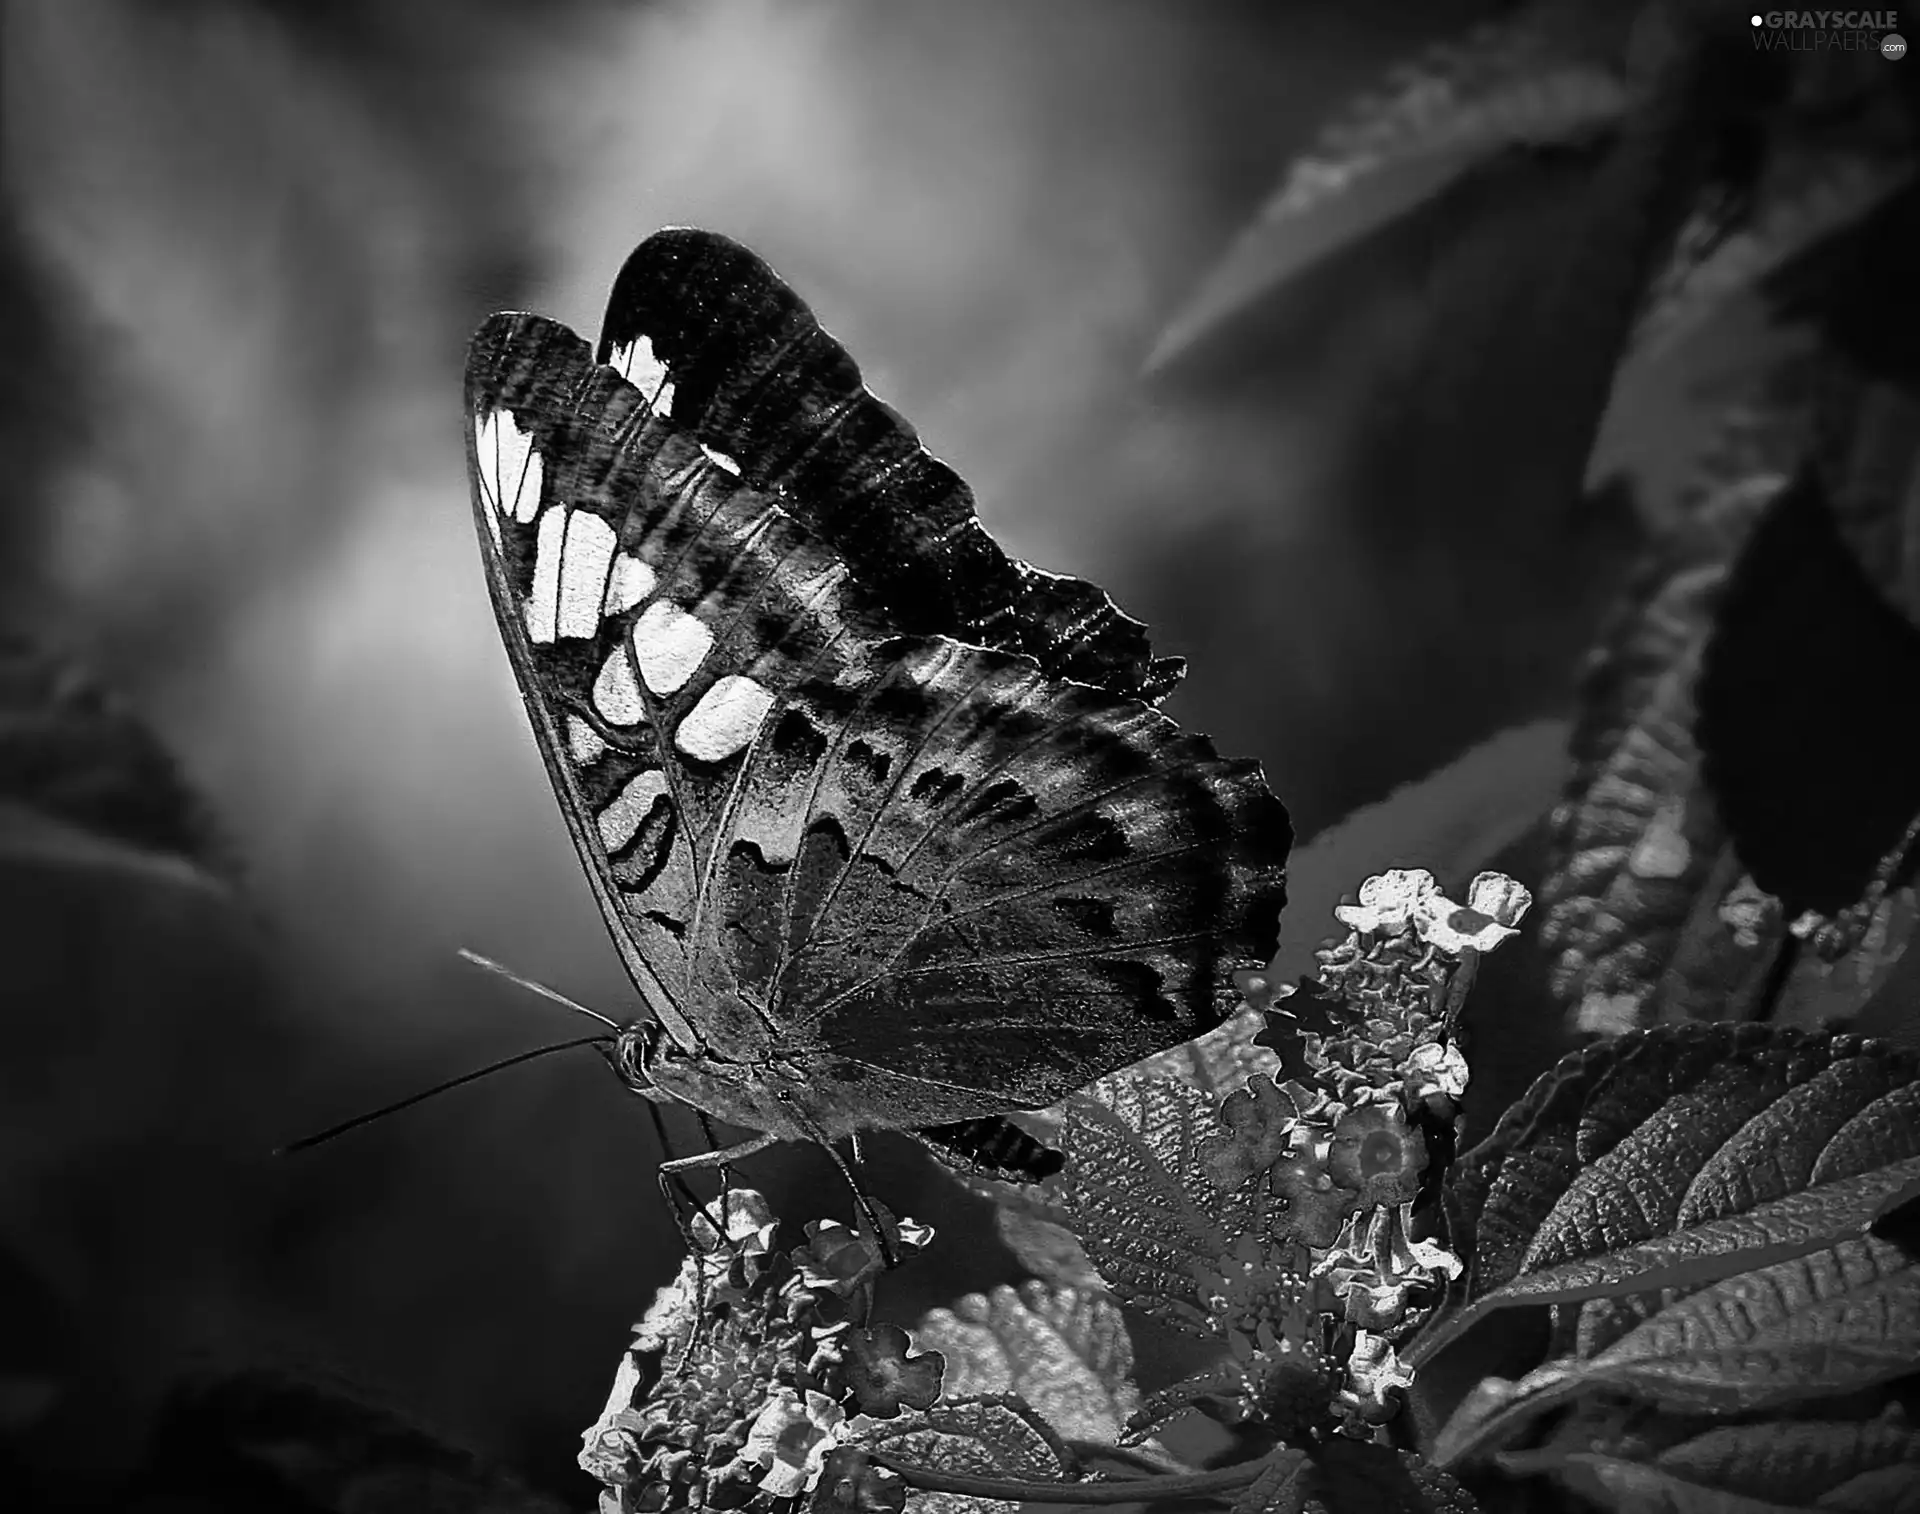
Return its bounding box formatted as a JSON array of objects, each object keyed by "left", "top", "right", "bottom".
[{"left": 463, "top": 228, "right": 1292, "bottom": 1210}]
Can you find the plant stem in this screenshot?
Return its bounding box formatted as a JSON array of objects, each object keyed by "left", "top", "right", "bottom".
[{"left": 867, "top": 1451, "right": 1273, "bottom": 1504}]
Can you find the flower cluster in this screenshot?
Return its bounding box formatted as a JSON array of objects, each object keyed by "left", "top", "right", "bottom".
[
  {"left": 580, "top": 1191, "right": 944, "bottom": 1514},
  {"left": 1208, "top": 869, "right": 1531, "bottom": 1434}
]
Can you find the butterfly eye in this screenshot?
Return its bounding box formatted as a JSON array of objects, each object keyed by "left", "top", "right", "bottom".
[
  {"left": 610, "top": 1027, "right": 654, "bottom": 1089},
  {"left": 613, "top": 1021, "right": 675, "bottom": 1091}
]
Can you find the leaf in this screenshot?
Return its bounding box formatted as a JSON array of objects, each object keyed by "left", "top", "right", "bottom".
[
  {"left": 1697, "top": 468, "right": 1920, "bottom": 916},
  {"left": 911, "top": 1283, "right": 1154, "bottom": 1451},
  {"left": 1146, "top": 20, "right": 1629, "bottom": 373},
  {"left": 1426, "top": 1151, "right": 1920, "bottom": 1340},
  {"left": 1018, "top": 1075, "right": 1256, "bottom": 1335},
  {"left": 1538, "top": 422, "right": 1786, "bottom": 1038},
  {"left": 965, "top": 1016, "right": 1277, "bottom": 1294},
  {"left": 990, "top": 1206, "right": 1104, "bottom": 1295},
  {"left": 1420, "top": 1024, "right": 1920, "bottom": 1366},
  {"left": 851, "top": 1396, "right": 1074, "bottom": 1514},
  {"left": 1772, "top": 884, "right": 1920, "bottom": 1038},
  {"left": 1630, "top": 148, "right": 1916, "bottom": 372},
  {"left": 1433, "top": 1233, "right": 1920, "bottom": 1465},
  {"left": 0, "top": 634, "right": 234, "bottom": 889},
  {"left": 1816, "top": 373, "right": 1920, "bottom": 635},
  {"left": 1129, "top": 1004, "right": 1283, "bottom": 1095},
  {"left": 1501, "top": 1410, "right": 1920, "bottom": 1514}
]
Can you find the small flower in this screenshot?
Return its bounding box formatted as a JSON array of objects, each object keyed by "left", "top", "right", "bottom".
[
  {"left": 1267, "top": 1140, "right": 1364, "bottom": 1248},
  {"left": 1466, "top": 871, "right": 1531, "bottom": 929},
  {"left": 1341, "top": 1329, "right": 1417, "bottom": 1425},
  {"left": 794, "top": 1221, "right": 885, "bottom": 1297},
  {"left": 739, "top": 1388, "right": 848, "bottom": 1498},
  {"left": 1312, "top": 1203, "right": 1461, "bottom": 1336},
  {"left": 1333, "top": 869, "right": 1441, "bottom": 936},
  {"left": 810, "top": 1446, "right": 906, "bottom": 1514},
  {"left": 583, "top": 1192, "right": 851, "bottom": 1512},
  {"left": 841, "top": 1324, "right": 945, "bottom": 1418},
  {"left": 1234, "top": 966, "right": 1297, "bottom": 1015},
  {"left": 1413, "top": 872, "right": 1532, "bottom": 955},
  {"left": 1325, "top": 1103, "right": 1427, "bottom": 1208},
  {"left": 1399, "top": 1040, "right": 1469, "bottom": 1104},
  {"left": 632, "top": 1257, "right": 702, "bottom": 1355},
  {"left": 690, "top": 1188, "right": 781, "bottom": 1262},
  {"left": 1199, "top": 1074, "right": 1315, "bottom": 1192}
]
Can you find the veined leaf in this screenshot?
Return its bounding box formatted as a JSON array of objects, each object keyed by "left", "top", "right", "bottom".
[
  {"left": 1538, "top": 460, "right": 1780, "bottom": 1037},
  {"left": 1419, "top": 1024, "right": 1920, "bottom": 1367},
  {"left": 1434, "top": 1233, "right": 1920, "bottom": 1464},
  {"left": 1500, "top": 1410, "right": 1920, "bottom": 1514},
  {"left": 1420, "top": 1151, "right": 1920, "bottom": 1344},
  {"left": 965, "top": 1015, "right": 1277, "bottom": 1293},
  {"left": 852, "top": 1396, "right": 1074, "bottom": 1514},
  {"left": 973, "top": 1070, "right": 1292, "bottom": 1334},
  {"left": 1030, "top": 1076, "right": 1259, "bottom": 1335},
  {"left": 912, "top": 1284, "right": 1156, "bottom": 1453},
  {"left": 1146, "top": 21, "right": 1627, "bottom": 373}
]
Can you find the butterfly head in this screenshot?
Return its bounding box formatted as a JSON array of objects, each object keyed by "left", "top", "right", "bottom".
[{"left": 604, "top": 1018, "right": 668, "bottom": 1097}]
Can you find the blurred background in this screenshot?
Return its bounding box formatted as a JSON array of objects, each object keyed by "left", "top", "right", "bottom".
[{"left": 3, "top": 0, "right": 1903, "bottom": 1507}]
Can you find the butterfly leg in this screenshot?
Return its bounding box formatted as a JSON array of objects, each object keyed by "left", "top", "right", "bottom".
[
  {"left": 696, "top": 1111, "right": 735, "bottom": 1211},
  {"left": 657, "top": 1133, "right": 781, "bottom": 1254}
]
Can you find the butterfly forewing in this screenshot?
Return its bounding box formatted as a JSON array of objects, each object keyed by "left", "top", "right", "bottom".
[
  {"left": 596, "top": 229, "right": 1184, "bottom": 703},
  {"left": 465, "top": 252, "right": 1291, "bottom": 1137}
]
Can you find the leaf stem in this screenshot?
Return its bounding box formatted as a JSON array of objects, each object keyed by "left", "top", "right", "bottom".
[{"left": 867, "top": 1452, "right": 1270, "bottom": 1504}]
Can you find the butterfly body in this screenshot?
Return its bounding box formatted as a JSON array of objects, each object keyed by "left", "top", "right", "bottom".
[{"left": 464, "top": 230, "right": 1292, "bottom": 1175}]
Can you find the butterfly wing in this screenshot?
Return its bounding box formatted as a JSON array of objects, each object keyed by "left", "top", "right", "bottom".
[
  {"left": 595, "top": 228, "right": 1184, "bottom": 703},
  {"left": 466, "top": 285, "right": 1289, "bottom": 1134}
]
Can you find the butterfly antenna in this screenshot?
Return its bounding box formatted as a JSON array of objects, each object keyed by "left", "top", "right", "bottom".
[
  {"left": 275, "top": 1035, "right": 611, "bottom": 1155},
  {"left": 456, "top": 948, "right": 622, "bottom": 1030}
]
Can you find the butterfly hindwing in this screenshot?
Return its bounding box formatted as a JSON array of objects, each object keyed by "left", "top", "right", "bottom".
[
  {"left": 466, "top": 269, "right": 1291, "bottom": 1136},
  {"left": 711, "top": 632, "right": 1289, "bottom": 1110},
  {"left": 596, "top": 228, "right": 1184, "bottom": 703}
]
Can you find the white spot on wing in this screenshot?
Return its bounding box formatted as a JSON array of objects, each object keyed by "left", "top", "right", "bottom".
[
  {"left": 525, "top": 507, "right": 566, "bottom": 644},
  {"left": 557, "top": 511, "right": 617, "bottom": 639},
  {"left": 604, "top": 552, "right": 656, "bottom": 615},
  {"left": 567, "top": 715, "right": 608, "bottom": 764},
  {"left": 477, "top": 408, "right": 543, "bottom": 526},
  {"left": 592, "top": 646, "right": 645, "bottom": 726},
  {"left": 610, "top": 336, "right": 674, "bottom": 418},
  {"left": 632, "top": 601, "right": 712, "bottom": 695},
  {"left": 700, "top": 443, "right": 741, "bottom": 476},
  {"left": 676, "top": 675, "right": 774, "bottom": 762},
  {"left": 474, "top": 413, "right": 503, "bottom": 546},
  {"left": 598, "top": 770, "right": 670, "bottom": 852}
]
